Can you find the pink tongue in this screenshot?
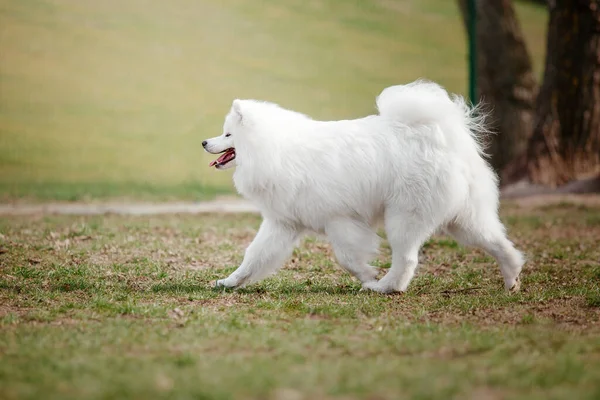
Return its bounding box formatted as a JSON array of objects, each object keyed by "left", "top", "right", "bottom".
[{"left": 209, "top": 149, "right": 234, "bottom": 167}]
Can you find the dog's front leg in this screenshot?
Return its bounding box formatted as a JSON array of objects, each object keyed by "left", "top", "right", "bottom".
[{"left": 215, "top": 219, "right": 299, "bottom": 289}]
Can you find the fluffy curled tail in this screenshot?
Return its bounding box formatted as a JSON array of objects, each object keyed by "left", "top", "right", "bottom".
[{"left": 376, "top": 79, "right": 492, "bottom": 158}]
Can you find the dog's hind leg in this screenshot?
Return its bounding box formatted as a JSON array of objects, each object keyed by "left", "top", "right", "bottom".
[
  {"left": 445, "top": 218, "right": 524, "bottom": 292},
  {"left": 215, "top": 219, "right": 300, "bottom": 289},
  {"left": 444, "top": 165, "right": 524, "bottom": 292},
  {"left": 325, "top": 219, "right": 380, "bottom": 284},
  {"left": 362, "top": 209, "right": 437, "bottom": 293}
]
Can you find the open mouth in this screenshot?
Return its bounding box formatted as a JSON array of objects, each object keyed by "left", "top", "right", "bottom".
[{"left": 209, "top": 148, "right": 236, "bottom": 168}]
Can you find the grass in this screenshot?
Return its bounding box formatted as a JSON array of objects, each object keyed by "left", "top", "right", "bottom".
[
  {"left": 1, "top": 201, "right": 599, "bottom": 399},
  {"left": 0, "top": 181, "right": 231, "bottom": 202},
  {"left": 0, "top": 0, "right": 548, "bottom": 201}
]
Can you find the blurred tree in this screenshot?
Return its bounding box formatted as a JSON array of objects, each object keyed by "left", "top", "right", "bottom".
[
  {"left": 524, "top": 0, "right": 600, "bottom": 187},
  {"left": 457, "top": 0, "right": 539, "bottom": 179}
]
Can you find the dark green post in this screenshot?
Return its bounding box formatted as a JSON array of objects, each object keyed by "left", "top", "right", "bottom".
[{"left": 467, "top": 0, "right": 477, "bottom": 104}]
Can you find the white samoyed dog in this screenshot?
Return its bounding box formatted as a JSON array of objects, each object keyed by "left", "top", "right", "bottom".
[{"left": 203, "top": 80, "right": 524, "bottom": 293}]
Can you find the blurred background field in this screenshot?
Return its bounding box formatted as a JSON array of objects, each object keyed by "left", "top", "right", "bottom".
[{"left": 0, "top": 0, "right": 547, "bottom": 201}]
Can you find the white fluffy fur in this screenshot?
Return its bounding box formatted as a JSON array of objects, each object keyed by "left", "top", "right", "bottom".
[{"left": 203, "top": 80, "right": 524, "bottom": 293}]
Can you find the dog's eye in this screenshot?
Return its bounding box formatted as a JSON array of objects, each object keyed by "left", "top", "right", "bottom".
[{"left": 225, "top": 133, "right": 231, "bottom": 137}]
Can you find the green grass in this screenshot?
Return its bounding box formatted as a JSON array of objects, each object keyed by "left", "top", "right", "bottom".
[
  {"left": 0, "top": 181, "right": 231, "bottom": 202},
  {"left": 0, "top": 0, "right": 548, "bottom": 201},
  {"left": 1, "top": 201, "right": 599, "bottom": 399}
]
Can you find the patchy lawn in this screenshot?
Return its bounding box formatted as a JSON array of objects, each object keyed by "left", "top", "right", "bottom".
[{"left": 0, "top": 201, "right": 599, "bottom": 399}]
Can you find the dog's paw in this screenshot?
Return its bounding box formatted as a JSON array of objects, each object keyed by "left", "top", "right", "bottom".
[
  {"left": 507, "top": 276, "right": 521, "bottom": 293},
  {"left": 360, "top": 281, "right": 403, "bottom": 295},
  {"left": 356, "top": 268, "right": 380, "bottom": 285},
  {"left": 362, "top": 266, "right": 380, "bottom": 282},
  {"left": 214, "top": 279, "right": 236, "bottom": 290}
]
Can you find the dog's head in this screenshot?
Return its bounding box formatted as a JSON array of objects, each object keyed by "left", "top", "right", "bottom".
[{"left": 203, "top": 100, "right": 245, "bottom": 170}]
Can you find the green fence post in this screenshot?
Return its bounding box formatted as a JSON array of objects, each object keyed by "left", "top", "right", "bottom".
[{"left": 468, "top": 0, "right": 477, "bottom": 104}]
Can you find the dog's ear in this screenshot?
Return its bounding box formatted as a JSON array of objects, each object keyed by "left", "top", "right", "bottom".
[{"left": 232, "top": 99, "right": 243, "bottom": 123}]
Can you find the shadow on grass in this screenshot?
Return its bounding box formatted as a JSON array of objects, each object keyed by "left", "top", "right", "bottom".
[
  {"left": 240, "top": 283, "right": 363, "bottom": 296},
  {"left": 151, "top": 282, "right": 212, "bottom": 294},
  {"left": 151, "top": 281, "right": 363, "bottom": 296}
]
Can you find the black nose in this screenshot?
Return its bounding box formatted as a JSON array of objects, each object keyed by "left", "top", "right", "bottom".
[{"left": 202, "top": 141, "right": 207, "bottom": 147}]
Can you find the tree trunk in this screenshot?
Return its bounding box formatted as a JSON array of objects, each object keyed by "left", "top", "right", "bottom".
[
  {"left": 457, "top": 0, "right": 539, "bottom": 178},
  {"left": 526, "top": 0, "right": 600, "bottom": 186}
]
